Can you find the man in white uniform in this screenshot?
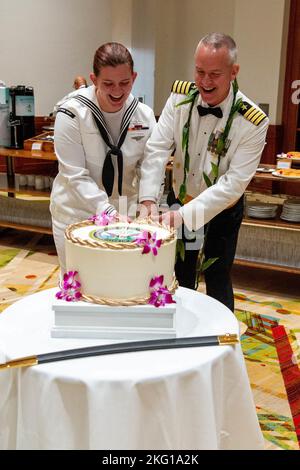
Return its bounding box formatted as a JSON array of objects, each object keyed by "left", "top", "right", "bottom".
[
  {"left": 50, "top": 43, "right": 156, "bottom": 272},
  {"left": 139, "top": 33, "right": 269, "bottom": 311}
]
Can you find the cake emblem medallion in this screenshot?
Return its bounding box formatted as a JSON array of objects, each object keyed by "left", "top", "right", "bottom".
[{"left": 91, "top": 226, "right": 144, "bottom": 243}]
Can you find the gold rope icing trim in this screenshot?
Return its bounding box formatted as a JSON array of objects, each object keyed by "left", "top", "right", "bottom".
[
  {"left": 80, "top": 276, "right": 178, "bottom": 306},
  {"left": 65, "top": 218, "right": 176, "bottom": 250}
]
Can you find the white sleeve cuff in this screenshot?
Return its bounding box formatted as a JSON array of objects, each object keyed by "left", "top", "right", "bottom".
[{"left": 103, "top": 203, "right": 117, "bottom": 215}]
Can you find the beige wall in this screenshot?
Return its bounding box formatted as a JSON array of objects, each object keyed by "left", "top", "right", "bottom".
[
  {"left": 234, "top": 0, "right": 290, "bottom": 124},
  {"left": 111, "top": 0, "right": 132, "bottom": 48},
  {"left": 0, "top": 0, "right": 290, "bottom": 123},
  {"left": 0, "top": 0, "right": 112, "bottom": 115},
  {"left": 153, "top": 0, "right": 289, "bottom": 123},
  {"left": 154, "top": 0, "right": 236, "bottom": 113},
  {"left": 131, "top": 0, "right": 156, "bottom": 107}
]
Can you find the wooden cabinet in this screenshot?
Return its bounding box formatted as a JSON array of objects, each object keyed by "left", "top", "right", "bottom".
[
  {"left": 165, "top": 160, "right": 300, "bottom": 273},
  {"left": 1, "top": 150, "right": 299, "bottom": 275},
  {"left": 236, "top": 165, "right": 300, "bottom": 274},
  {"left": 0, "top": 147, "right": 57, "bottom": 234}
]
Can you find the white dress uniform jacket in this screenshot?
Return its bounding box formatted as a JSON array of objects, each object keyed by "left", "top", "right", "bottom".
[
  {"left": 50, "top": 85, "right": 156, "bottom": 225},
  {"left": 139, "top": 84, "right": 269, "bottom": 231}
]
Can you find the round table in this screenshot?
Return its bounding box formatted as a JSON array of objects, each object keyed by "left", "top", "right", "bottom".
[{"left": 0, "top": 287, "right": 263, "bottom": 450}]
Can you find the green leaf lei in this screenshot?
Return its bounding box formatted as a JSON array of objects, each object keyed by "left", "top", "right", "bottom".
[
  {"left": 177, "top": 86, "right": 199, "bottom": 203},
  {"left": 175, "top": 79, "right": 243, "bottom": 287}
]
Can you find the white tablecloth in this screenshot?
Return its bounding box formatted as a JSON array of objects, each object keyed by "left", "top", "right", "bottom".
[{"left": 0, "top": 287, "right": 263, "bottom": 450}]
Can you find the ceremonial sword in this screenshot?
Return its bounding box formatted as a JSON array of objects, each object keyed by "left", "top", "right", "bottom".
[{"left": 0, "top": 333, "right": 239, "bottom": 370}]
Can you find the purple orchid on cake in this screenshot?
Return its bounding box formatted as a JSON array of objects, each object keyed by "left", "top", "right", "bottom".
[
  {"left": 149, "top": 275, "right": 176, "bottom": 307},
  {"left": 56, "top": 271, "right": 82, "bottom": 302},
  {"left": 135, "top": 230, "right": 162, "bottom": 256},
  {"left": 88, "top": 211, "right": 116, "bottom": 226}
]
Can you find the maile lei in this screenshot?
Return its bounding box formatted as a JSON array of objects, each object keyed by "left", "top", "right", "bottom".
[{"left": 175, "top": 79, "right": 243, "bottom": 287}]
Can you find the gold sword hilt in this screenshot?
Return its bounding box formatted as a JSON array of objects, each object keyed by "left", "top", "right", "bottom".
[
  {"left": 0, "top": 355, "right": 38, "bottom": 370},
  {"left": 218, "top": 333, "right": 239, "bottom": 345}
]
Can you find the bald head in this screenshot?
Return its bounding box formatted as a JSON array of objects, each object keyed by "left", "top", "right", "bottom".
[{"left": 73, "top": 76, "right": 87, "bottom": 89}]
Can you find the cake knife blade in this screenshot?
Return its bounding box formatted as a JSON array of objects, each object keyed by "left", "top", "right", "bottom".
[{"left": 0, "top": 333, "right": 239, "bottom": 370}]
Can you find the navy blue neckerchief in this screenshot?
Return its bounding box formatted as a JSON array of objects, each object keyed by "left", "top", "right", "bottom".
[{"left": 74, "top": 95, "right": 139, "bottom": 196}]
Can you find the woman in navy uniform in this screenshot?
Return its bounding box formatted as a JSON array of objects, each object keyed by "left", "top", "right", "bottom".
[
  {"left": 50, "top": 42, "right": 156, "bottom": 272},
  {"left": 139, "top": 33, "right": 269, "bottom": 311}
]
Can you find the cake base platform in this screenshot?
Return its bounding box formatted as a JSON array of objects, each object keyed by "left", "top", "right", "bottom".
[{"left": 51, "top": 297, "right": 177, "bottom": 339}]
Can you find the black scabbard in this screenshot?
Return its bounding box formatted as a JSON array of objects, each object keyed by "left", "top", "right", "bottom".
[
  {"left": 0, "top": 334, "right": 238, "bottom": 370},
  {"left": 37, "top": 334, "right": 238, "bottom": 364}
]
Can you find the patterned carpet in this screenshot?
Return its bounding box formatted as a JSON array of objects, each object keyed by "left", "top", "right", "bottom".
[
  {"left": 235, "top": 290, "right": 300, "bottom": 450},
  {"left": 0, "top": 228, "right": 299, "bottom": 450}
]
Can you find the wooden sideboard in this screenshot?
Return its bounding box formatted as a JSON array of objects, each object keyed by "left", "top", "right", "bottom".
[
  {"left": 0, "top": 147, "right": 57, "bottom": 234},
  {"left": 1, "top": 149, "right": 300, "bottom": 273},
  {"left": 165, "top": 162, "right": 300, "bottom": 274}
]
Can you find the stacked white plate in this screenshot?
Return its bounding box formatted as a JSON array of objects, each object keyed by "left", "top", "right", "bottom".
[
  {"left": 0, "top": 195, "right": 51, "bottom": 228},
  {"left": 280, "top": 199, "right": 300, "bottom": 222},
  {"left": 247, "top": 202, "right": 278, "bottom": 219}
]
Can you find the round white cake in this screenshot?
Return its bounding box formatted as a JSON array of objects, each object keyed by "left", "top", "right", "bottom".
[{"left": 64, "top": 220, "right": 177, "bottom": 304}]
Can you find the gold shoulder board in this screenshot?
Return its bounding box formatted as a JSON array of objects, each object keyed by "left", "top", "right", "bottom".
[
  {"left": 238, "top": 101, "right": 267, "bottom": 126},
  {"left": 171, "top": 80, "right": 196, "bottom": 95}
]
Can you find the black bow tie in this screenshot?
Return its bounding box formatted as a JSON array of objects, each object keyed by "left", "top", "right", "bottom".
[{"left": 197, "top": 105, "right": 223, "bottom": 119}]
